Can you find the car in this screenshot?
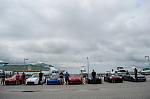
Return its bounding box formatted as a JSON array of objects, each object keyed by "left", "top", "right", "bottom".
[
  {"left": 123, "top": 73, "right": 146, "bottom": 82},
  {"left": 141, "top": 68, "right": 150, "bottom": 75},
  {"left": 104, "top": 73, "right": 123, "bottom": 83},
  {"left": 5, "top": 74, "right": 23, "bottom": 85},
  {"left": 88, "top": 75, "right": 102, "bottom": 84},
  {"left": 47, "top": 79, "right": 61, "bottom": 85},
  {"left": 116, "top": 67, "right": 127, "bottom": 76},
  {"left": 47, "top": 74, "right": 61, "bottom": 85},
  {"left": 26, "top": 74, "right": 46, "bottom": 85},
  {"left": 68, "top": 76, "right": 82, "bottom": 85}
]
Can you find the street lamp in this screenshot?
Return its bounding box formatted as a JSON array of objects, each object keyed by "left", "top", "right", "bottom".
[
  {"left": 145, "top": 56, "right": 150, "bottom": 67},
  {"left": 87, "top": 57, "right": 90, "bottom": 78},
  {"left": 24, "top": 58, "right": 29, "bottom": 66}
]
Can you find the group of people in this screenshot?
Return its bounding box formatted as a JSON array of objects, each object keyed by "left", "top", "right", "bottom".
[
  {"left": 0, "top": 72, "right": 26, "bottom": 85},
  {"left": 59, "top": 69, "right": 97, "bottom": 85},
  {"left": 110, "top": 68, "right": 138, "bottom": 83},
  {"left": 59, "top": 71, "right": 70, "bottom": 85},
  {"left": 15, "top": 72, "right": 26, "bottom": 85}
]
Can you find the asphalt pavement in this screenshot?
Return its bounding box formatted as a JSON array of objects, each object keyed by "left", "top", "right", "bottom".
[{"left": 0, "top": 76, "right": 150, "bottom": 99}]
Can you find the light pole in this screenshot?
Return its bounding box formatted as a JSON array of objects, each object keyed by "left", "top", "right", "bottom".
[
  {"left": 87, "top": 57, "right": 89, "bottom": 78},
  {"left": 145, "top": 56, "right": 150, "bottom": 67}
]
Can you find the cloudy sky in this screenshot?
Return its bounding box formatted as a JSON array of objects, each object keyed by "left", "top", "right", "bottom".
[{"left": 0, "top": 0, "right": 150, "bottom": 73}]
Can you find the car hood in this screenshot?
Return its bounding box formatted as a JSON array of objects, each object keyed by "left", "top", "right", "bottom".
[
  {"left": 131, "top": 74, "right": 145, "bottom": 78},
  {"left": 88, "top": 75, "right": 101, "bottom": 79},
  {"left": 5, "top": 78, "right": 15, "bottom": 81},
  {"left": 26, "top": 77, "right": 39, "bottom": 81},
  {"left": 137, "top": 75, "right": 145, "bottom": 77},
  {"left": 69, "top": 76, "right": 81, "bottom": 80},
  {"left": 110, "top": 75, "right": 122, "bottom": 79}
]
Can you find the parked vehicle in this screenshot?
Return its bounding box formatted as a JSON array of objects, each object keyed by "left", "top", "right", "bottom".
[
  {"left": 26, "top": 74, "right": 45, "bottom": 85},
  {"left": 104, "top": 73, "right": 123, "bottom": 83},
  {"left": 68, "top": 76, "right": 82, "bottom": 85},
  {"left": 141, "top": 68, "right": 150, "bottom": 75},
  {"left": 116, "top": 67, "right": 127, "bottom": 76},
  {"left": 88, "top": 75, "right": 102, "bottom": 84},
  {"left": 123, "top": 73, "right": 146, "bottom": 82},
  {"left": 5, "top": 74, "right": 23, "bottom": 85},
  {"left": 47, "top": 79, "right": 61, "bottom": 85},
  {"left": 47, "top": 73, "right": 60, "bottom": 85}
]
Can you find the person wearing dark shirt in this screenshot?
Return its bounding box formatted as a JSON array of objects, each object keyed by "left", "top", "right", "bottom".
[
  {"left": 22, "top": 72, "right": 26, "bottom": 85},
  {"left": 64, "top": 72, "right": 70, "bottom": 85},
  {"left": 1, "top": 72, "right": 5, "bottom": 85},
  {"left": 39, "top": 71, "right": 43, "bottom": 85},
  {"left": 91, "top": 69, "right": 96, "bottom": 83},
  {"left": 134, "top": 68, "right": 138, "bottom": 82},
  {"left": 59, "top": 72, "right": 64, "bottom": 85}
]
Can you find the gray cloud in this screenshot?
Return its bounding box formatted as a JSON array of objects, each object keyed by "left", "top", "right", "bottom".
[{"left": 0, "top": 0, "right": 150, "bottom": 72}]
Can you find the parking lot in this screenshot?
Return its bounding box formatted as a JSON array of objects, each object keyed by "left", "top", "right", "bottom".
[{"left": 0, "top": 76, "right": 150, "bottom": 99}]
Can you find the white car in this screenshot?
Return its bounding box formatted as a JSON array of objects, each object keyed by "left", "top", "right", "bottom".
[
  {"left": 141, "top": 68, "right": 150, "bottom": 75},
  {"left": 26, "top": 74, "right": 46, "bottom": 85}
]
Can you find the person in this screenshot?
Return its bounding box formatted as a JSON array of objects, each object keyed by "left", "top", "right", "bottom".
[
  {"left": 80, "top": 70, "right": 84, "bottom": 84},
  {"left": 38, "top": 71, "right": 43, "bottom": 85},
  {"left": 134, "top": 68, "right": 138, "bottom": 82},
  {"left": 64, "top": 72, "right": 70, "bottom": 85},
  {"left": 111, "top": 69, "right": 115, "bottom": 83},
  {"left": 111, "top": 69, "right": 115, "bottom": 75},
  {"left": 22, "top": 72, "right": 26, "bottom": 85},
  {"left": 16, "top": 72, "right": 20, "bottom": 85},
  {"left": 1, "top": 71, "right": 5, "bottom": 85},
  {"left": 59, "top": 71, "right": 64, "bottom": 85},
  {"left": 91, "top": 69, "right": 96, "bottom": 83}
]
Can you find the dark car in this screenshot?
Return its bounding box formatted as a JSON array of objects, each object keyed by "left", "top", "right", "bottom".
[
  {"left": 88, "top": 75, "right": 102, "bottom": 84},
  {"left": 104, "top": 73, "right": 123, "bottom": 83},
  {"left": 123, "top": 73, "right": 146, "bottom": 82}
]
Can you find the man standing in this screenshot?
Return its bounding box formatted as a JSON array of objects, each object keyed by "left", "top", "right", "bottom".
[
  {"left": 59, "top": 71, "right": 64, "bottom": 85},
  {"left": 64, "top": 72, "right": 70, "bottom": 85},
  {"left": 111, "top": 69, "right": 115, "bottom": 83},
  {"left": 80, "top": 70, "right": 84, "bottom": 84},
  {"left": 1, "top": 71, "right": 5, "bottom": 85},
  {"left": 134, "top": 68, "right": 138, "bottom": 82},
  {"left": 16, "top": 72, "right": 20, "bottom": 85},
  {"left": 22, "top": 72, "right": 26, "bottom": 85},
  {"left": 39, "top": 71, "right": 43, "bottom": 85},
  {"left": 91, "top": 69, "right": 96, "bottom": 83}
]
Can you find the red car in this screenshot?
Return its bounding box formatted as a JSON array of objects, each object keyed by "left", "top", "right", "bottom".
[
  {"left": 68, "top": 76, "right": 82, "bottom": 85},
  {"left": 5, "top": 74, "right": 23, "bottom": 85}
]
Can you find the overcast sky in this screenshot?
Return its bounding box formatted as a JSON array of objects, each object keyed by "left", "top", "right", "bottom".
[{"left": 0, "top": 0, "right": 150, "bottom": 73}]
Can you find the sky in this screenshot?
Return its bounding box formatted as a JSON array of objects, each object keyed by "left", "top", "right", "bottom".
[{"left": 0, "top": 0, "right": 150, "bottom": 73}]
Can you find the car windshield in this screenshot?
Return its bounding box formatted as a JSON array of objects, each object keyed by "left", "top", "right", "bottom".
[
  {"left": 81, "top": 70, "right": 86, "bottom": 72},
  {"left": 143, "top": 68, "right": 150, "bottom": 71},
  {"left": 118, "top": 70, "right": 126, "bottom": 72},
  {"left": 117, "top": 67, "right": 124, "bottom": 70},
  {"left": 31, "top": 74, "right": 39, "bottom": 78},
  {"left": 111, "top": 73, "right": 120, "bottom": 76},
  {"left": 52, "top": 71, "right": 58, "bottom": 73}
]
